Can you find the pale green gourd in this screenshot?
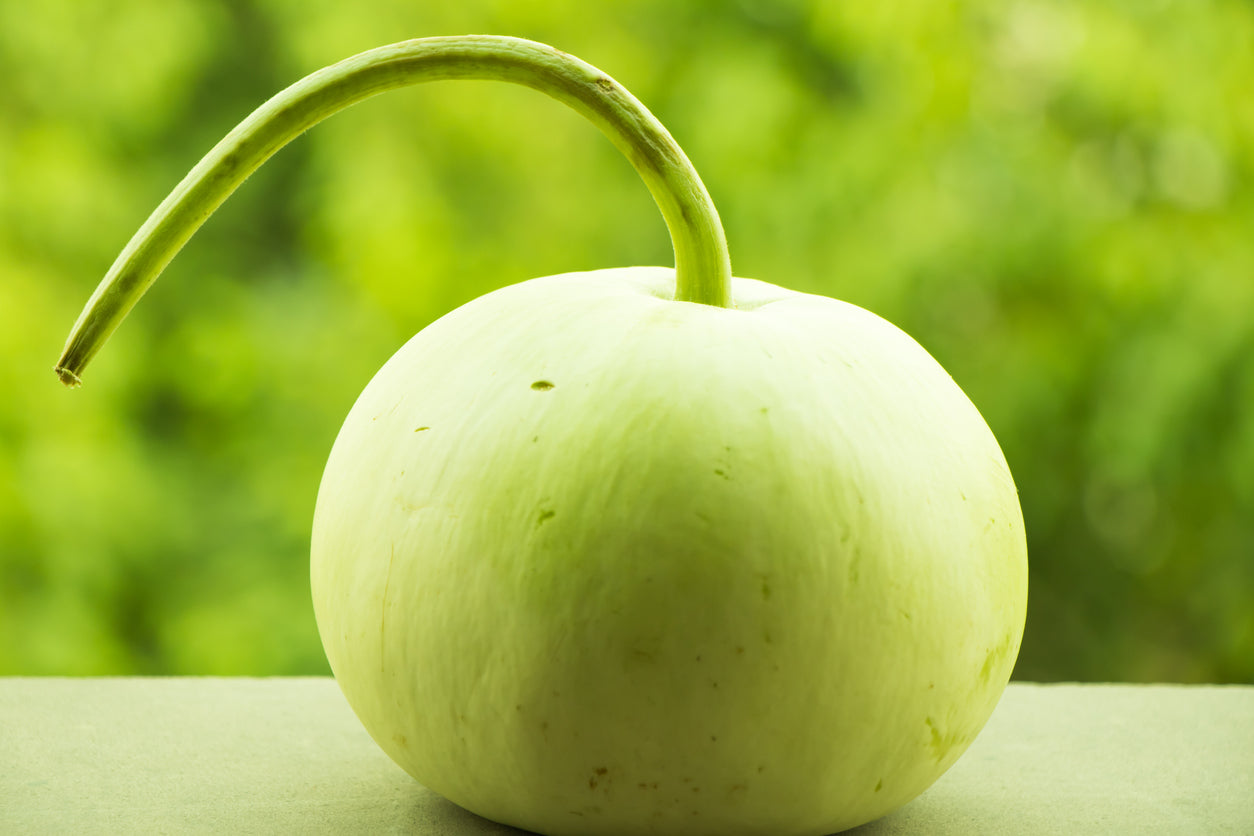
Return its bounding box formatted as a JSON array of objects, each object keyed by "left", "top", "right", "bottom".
[{"left": 58, "top": 36, "right": 1027, "bottom": 836}]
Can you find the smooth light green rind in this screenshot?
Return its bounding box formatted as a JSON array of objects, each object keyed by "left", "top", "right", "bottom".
[{"left": 311, "top": 267, "right": 1027, "bottom": 836}]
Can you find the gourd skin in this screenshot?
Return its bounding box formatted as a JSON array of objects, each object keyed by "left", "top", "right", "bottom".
[{"left": 311, "top": 266, "right": 1027, "bottom": 836}]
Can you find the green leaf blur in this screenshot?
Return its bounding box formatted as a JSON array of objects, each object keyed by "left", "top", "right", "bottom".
[{"left": 2, "top": 0, "right": 1251, "bottom": 682}]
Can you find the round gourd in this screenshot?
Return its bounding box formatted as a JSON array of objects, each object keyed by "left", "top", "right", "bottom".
[{"left": 313, "top": 267, "right": 1025, "bottom": 834}]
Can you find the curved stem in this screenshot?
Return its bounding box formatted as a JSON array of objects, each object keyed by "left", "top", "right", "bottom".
[{"left": 55, "top": 35, "right": 732, "bottom": 387}]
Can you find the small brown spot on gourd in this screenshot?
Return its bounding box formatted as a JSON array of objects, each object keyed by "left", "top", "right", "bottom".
[
  {"left": 537, "top": 509, "right": 556, "bottom": 526},
  {"left": 414, "top": 426, "right": 430, "bottom": 432},
  {"left": 392, "top": 733, "right": 408, "bottom": 748},
  {"left": 531, "top": 380, "right": 555, "bottom": 391},
  {"left": 875, "top": 778, "right": 883, "bottom": 792}
]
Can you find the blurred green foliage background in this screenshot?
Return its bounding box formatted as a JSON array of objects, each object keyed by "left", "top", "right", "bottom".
[{"left": 2, "top": 0, "right": 1251, "bottom": 682}]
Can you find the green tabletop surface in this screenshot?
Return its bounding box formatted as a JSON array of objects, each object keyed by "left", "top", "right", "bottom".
[{"left": 2, "top": 678, "right": 1251, "bottom": 834}]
